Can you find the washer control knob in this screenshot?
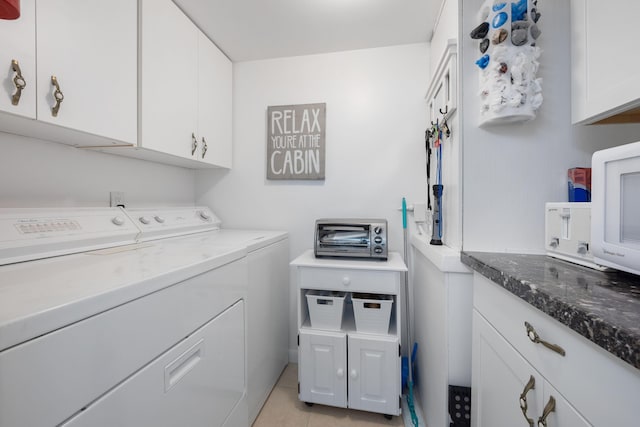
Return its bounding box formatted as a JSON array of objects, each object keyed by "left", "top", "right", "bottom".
[
  {"left": 199, "top": 210, "right": 212, "bottom": 221},
  {"left": 111, "top": 216, "right": 125, "bottom": 226},
  {"left": 139, "top": 216, "right": 151, "bottom": 225},
  {"left": 154, "top": 215, "right": 165, "bottom": 223}
]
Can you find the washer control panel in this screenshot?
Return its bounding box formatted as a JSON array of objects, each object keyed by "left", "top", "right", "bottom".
[
  {"left": 0, "top": 208, "right": 139, "bottom": 266},
  {"left": 124, "top": 206, "right": 221, "bottom": 242}
]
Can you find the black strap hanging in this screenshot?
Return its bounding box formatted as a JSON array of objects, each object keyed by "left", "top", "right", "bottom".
[{"left": 425, "top": 128, "right": 432, "bottom": 210}]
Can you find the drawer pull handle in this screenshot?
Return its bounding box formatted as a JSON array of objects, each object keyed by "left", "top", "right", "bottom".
[
  {"left": 164, "top": 339, "right": 204, "bottom": 391},
  {"left": 537, "top": 395, "right": 556, "bottom": 427},
  {"left": 342, "top": 276, "right": 350, "bottom": 285},
  {"left": 50, "top": 76, "right": 64, "bottom": 117},
  {"left": 518, "top": 375, "right": 535, "bottom": 427},
  {"left": 524, "top": 322, "right": 566, "bottom": 357},
  {"left": 11, "top": 60, "right": 26, "bottom": 106}
]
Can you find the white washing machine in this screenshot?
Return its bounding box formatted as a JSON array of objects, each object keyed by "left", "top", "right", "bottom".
[
  {"left": 0, "top": 206, "right": 287, "bottom": 427},
  {"left": 124, "top": 207, "right": 290, "bottom": 425}
]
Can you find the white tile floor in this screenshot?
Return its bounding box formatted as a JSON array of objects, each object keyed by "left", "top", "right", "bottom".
[{"left": 253, "top": 364, "right": 405, "bottom": 427}]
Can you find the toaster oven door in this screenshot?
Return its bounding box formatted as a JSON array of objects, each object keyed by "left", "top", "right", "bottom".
[{"left": 316, "top": 224, "right": 371, "bottom": 256}]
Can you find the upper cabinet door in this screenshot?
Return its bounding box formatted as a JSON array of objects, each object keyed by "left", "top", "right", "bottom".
[
  {"left": 0, "top": 0, "right": 36, "bottom": 119},
  {"left": 571, "top": 0, "right": 640, "bottom": 124},
  {"left": 197, "top": 31, "right": 232, "bottom": 168},
  {"left": 139, "top": 0, "right": 198, "bottom": 160},
  {"left": 35, "top": 0, "right": 137, "bottom": 144}
]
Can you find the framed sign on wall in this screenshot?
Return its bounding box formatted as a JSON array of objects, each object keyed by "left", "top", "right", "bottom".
[{"left": 266, "top": 103, "right": 326, "bottom": 180}]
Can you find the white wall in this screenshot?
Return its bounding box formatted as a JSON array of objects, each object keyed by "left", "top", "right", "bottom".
[
  {"left": 461, "top": 0, "right": 640, "bottom": 253},
  {"left": 196, "top": 44, "right": 430, "bottom": 256},
  {"left": 0, "top": 133, "right": 195, "bottom": 207},
  {"left": 196, "top": 43, "right": 430, "bottom": 359}
]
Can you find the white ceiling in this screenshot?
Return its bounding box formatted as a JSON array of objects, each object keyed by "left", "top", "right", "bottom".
[{"left": 173, "top": 0, "right": 442, "bottom": 62}]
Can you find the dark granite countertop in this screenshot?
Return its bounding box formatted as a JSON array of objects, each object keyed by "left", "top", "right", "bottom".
[{"left": 461, "top": 252, "right": 640, "bottom": 370}]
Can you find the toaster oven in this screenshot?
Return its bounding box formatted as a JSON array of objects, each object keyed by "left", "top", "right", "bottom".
[{"left": 314, "top": 219, "right": 388, "bottom": 260}]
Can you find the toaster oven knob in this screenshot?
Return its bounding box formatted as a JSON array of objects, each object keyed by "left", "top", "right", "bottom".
[
  {"left": 374, "top": 246, "right": 384, "bottom": 254},
  {"left": 374, "top": 236, "right": 383, "bottom": 244},
  {"left": 374, "top": 226, "right": 383, "bottom": 235},
  {"left": 549, "top": 237, "right": 559, "bottom": 249}
]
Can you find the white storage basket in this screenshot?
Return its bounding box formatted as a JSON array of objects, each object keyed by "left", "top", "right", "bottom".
[
  {"left": 306, "top": 290, "right": 346, "bottom": 331},
  {"left": 352, "top": 293, "right": 393, "bottom": 334}
]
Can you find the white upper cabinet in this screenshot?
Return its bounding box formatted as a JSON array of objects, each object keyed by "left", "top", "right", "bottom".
[
  {"left": 35, "top": 0, "right": 137, "bottom": 144},
  {"left": 139, "top": 0, "right": 232, "bottom": 168},
  {"left": 197, "top": 30, "right": 232, "bottom": 168},
  {"left": 0, "top": 0, "right": 137, "bottom": 145},
  {"left": 571, "top": 0, "right": 640, "bottom": 124},
  {"left": 139, "top": 0, "right": 198, "bottom": 160},
  {"left": 0, "top": 0, "right": 36, "bottom": 119}
]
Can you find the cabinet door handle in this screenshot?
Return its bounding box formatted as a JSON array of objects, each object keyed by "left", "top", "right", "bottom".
[
  {"left": 50, "top": 76, "right": 64, "bottom": 117},
  {"left": 191, "top": 132, "right": 198, "bottom": 156},
  {"left": 336, "top": 368, "right": 344, "bottom": 378},
  {"left": 537, "top": 396, "right": 556, "bottom": 427},
  {"left": 202, "top": 137, "right": 208, "bottom": 158},
  {"left": 524, "top": 322, "right": 566, "bottom": 356},
  {"left": 11, "top": 60, "right": 26, "bottom": 106},
  {"left": 350, "top": 369, "right": 358, "bottom": 380},
  {"left": 518, "top": 375, "right": 535, "bottom": 427}
]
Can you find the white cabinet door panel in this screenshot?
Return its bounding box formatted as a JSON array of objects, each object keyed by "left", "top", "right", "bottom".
[
  {"left": 571, "top": 0, "right": 640, "bottom": 123},
  {"left": 299, "top": 330, "right": 347, "bottom": 408},
  {"left": 347, "top": 334, "right": 400, "bottom": 415},
  {"left": 541, "top": 382, "right": 591, "bottom": 427},
  {"left": 472, "top": 310, "right": 543, "bottom": 427},
  {"left": 140, "top": 0, "right": 198, "bottom": 159},
  {"left": 0, "top": 0, "right": 36, "bottom": 119},
  {"left": 35, "top": 0, "right": 137, "bottom": 143},
  {"left": 197, "top": 30, "right": 232, "bottom": 167}
]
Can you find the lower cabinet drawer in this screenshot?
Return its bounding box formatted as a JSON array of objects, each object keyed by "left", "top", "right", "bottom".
[
  {"left": 474, "top": 272, "right": 640, "bottom": 427},
  {"left": 299, "top": 267, "right": 400, "bottom": 294}
]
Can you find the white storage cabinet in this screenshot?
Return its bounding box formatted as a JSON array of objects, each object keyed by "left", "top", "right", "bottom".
[
  {"left": 138, "top": 0, "right": 232, "bottom": 168},
  {"left": 472, "top": 272, "right": 640, "bottom": 427},
  {"left": 571, "top": 0, "right": 640, "bottom": 124},
  {"left": 0, "top": 0, "right": 137, "bottom": 146},
  {"left": 291, "top": 250, "right": 407, "bottom": 418}
]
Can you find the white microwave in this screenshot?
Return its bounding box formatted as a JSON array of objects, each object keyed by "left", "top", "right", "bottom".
[{"left": 591, "top": 141, "right": 640, "bottom": 275}]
